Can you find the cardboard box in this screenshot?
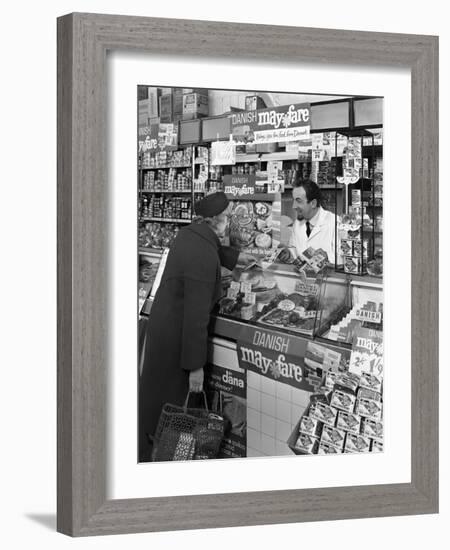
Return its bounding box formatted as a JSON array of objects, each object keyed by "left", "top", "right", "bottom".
[
  {"left": 355, "top": 397, "right": 383, "bottom": 420},
  {"left": 182, "top": 92, "right": 209, "bottom": 119},
  {"left": 344, "top": 433, "right": 371, "bottom": 453},
  {"left": 344, "top": 256, "right": 361, "bottom": 274},
  {"left": 318, "top": 442, "right": 340, "bottom": 454},
  {"left": 310, "top": 402, "right": 338, "bottom": 427},
  {"left": 336, "top": 372, "right": 360, "bottom": 393},
  {"left": 359, "top": 372, "right": 382, "bottom": 393},
  {"left": 340, "top": 239, "right": 353, "bottom": 256},
  {"left": 336, "top": 410, "right": 361, "bottom": 435},
  {"left": 330, "top": 388, "right": 357, "bottom": 413},
  {"left": 320, "top": 425, "right": 346, "bottom": 451},
  {"left": 172, "top": 88, "right": 184, "bottom": 116},
  {"left": 371, "top": 439, "right": 384, "bottom": 453},
  {"left": 294, "top": 433, "right": 319, "bottom": 454},
  {"left": 299, "top": 416, "right": 322, "bottom": 438},
  {"left": 361, "top": 418, "right": 383, "bottom": 440},
  {"left": 147, "top": 87, "right": 160, "bottom": 118},
  {"left": 357, "top": 387, "right": 382, "bottom": 402},
  {"left": 159, "top": 94, "right": 173, "bottom": 123}
]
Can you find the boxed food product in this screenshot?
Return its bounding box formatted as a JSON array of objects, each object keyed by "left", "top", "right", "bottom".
[
  {"left": 359, "top": 372, "right": 382, "bottom": 392},
  {"left": 344, "top": 256, "right": 361, "bottom": 274},
  {"left": 357, "top": 387, "right": 382, "bottom": 402},
  {"left": 310, "top": 392, "right": 331, "bottom": 407},
  {"left": 336, "top": 410, "right": 361, "bottom": 434},
  {"left": 182, "top": 92, "right": 209, "bottom": 119},
  {"left": 318, "top": 442, "right": 339, "bottom": 455},
  {"left": 371, "top": 439, "right": 384, "bottom": 453},
  {"left": 294, "top": 433, "right": 319, "bottom": 454},
  {"left": 344, "top": 433, "right": 371, "bottom": 453},
  {"left": 321, "top": 425, "right": 346, "bottom": 451},
  {"left": 361, "top": 418, "right": 383, "bottom": 440},
  {"left": 299, "top": 416, "right": 323, "bottom": 437},
  {"left": 355, "top": 397, "right": 383, "bottom": 420},
  {"left": 353, "top": 239, "right": 369, "bottom": 257},
  {"left": 310, "top": 402, "right": 338, "bottom": 427},
  {"left": 340, "top": 239, "right": 353, "bottom": 256},
  {"left": 324, "top": 370, "right": 338, "bottom": 389},
  {"left": 330, "top": 388, "right": 357, "bottom": 412},
  {"left": 159, "top": 94, "right": 173, "bottom": 123},
  {"left": 336, "top": 372, "right": 360, "bottom": 393}
]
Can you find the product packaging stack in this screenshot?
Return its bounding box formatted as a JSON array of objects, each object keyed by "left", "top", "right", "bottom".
[{"left": 288, "top": 328, "right": 383, "bottom": 455}]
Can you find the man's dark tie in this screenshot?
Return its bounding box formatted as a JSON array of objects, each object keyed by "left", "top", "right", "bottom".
[{"left": 306, "top": 221, "right": 312, "bottom": 238}]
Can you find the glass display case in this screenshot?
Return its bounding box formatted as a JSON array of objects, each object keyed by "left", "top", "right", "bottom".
[
  {"left": 217, "top": 262, "right": 350, "bottom": 339},
  {"left": 216, "top": 259, "right": 383, "bottom": 346}
]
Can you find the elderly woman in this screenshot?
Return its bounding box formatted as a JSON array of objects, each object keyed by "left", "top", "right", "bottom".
[{"left": 139, "top": 191, "right": 249, "bottom": 461}]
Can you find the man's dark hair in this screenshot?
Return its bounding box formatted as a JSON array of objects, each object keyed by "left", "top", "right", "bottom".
[{"left": 293, "top": 177, "right": 322, "bottom": 207}]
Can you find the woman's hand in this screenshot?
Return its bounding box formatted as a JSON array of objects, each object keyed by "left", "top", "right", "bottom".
[{"left": 189, "top": 367, "right": 204, "bottom": 392}]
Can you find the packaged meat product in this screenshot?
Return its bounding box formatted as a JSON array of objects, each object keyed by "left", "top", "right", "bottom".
[
  {"left": 299, "top": 416, "right": 323, "bottom": 438},
  {"left": 344, "top": 433, "right": 371, "bottom": 453},
  {"left": 310, "top": 402, "right": 338, "bottom": 427},
  {"left": 294, "top": 433, "right": 319, "bottom": 454},
  {"left": 321, "top": 425, "right": 346, "bottom": 451},
  {"left": 330, "top": 388, "right": 357, "bottom": 413},
  {"left": 336, "top": 411, "right": 361, "bottom": 435},
  {"left": 355, "top": 398, "right": 383, "bottom": 420}
]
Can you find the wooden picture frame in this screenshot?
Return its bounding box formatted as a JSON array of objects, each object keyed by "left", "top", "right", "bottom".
[{"left": 57, "top": 12, "right": 438, "bottom": 536}]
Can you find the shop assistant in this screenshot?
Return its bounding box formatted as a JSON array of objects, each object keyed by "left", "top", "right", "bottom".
[
  {"left": 139, "top": 191, "right": 252, "bottom": 462},
  {"left": 285, "top": 179, "right": 337, "bottom": 263}
]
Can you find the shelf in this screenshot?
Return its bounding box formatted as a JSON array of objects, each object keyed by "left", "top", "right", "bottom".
[
  {"left": 235, "top": 154, "right": 260, "bottom": 164},
  {"left": 140, "top": 217, "right": 191, "bottom": 224},
  {"left": 139, "top": 247, "right": 164, "bottom": 256},
  {"left": 140, "top": 189, "right": 193, "bottom": 194},
  {"left": 226, "top": 193, "right": 279, "bottom": 202},
  {"left": 261, "top": 151, "right": 301, "bottom": 162},
  {"left": 139, "top": 164, "right": 192, "bottom": 170}
]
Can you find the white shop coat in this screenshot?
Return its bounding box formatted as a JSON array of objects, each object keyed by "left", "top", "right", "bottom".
[{"left": 288, "top": 206, "right": 337, "bottom": 264}]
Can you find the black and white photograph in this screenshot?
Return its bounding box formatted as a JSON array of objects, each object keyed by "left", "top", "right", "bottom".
[{"left": 137, "top": 87, "right": 384, "bottom": 462}]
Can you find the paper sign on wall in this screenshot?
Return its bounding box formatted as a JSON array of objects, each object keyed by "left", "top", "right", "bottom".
[{"left": 211, "top": 140, "right": 236, "bottom": 165}]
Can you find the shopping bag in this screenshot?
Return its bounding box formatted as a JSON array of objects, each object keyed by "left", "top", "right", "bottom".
[{"left": 151, "top": 391, "right": 225, "bottom": 462}]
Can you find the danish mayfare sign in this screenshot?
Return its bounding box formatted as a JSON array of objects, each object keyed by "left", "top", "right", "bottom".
[
  {"left": 237, "top": 325, "right": 315, "bottom": 392},
  {"left": 230, "top": 103, "right": 310, "bottom": 144}
]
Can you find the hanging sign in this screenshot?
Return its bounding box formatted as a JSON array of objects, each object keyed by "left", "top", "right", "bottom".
[
  {"left": 211, "top": 139, "right": 236, "bottom": 165},
  {"left": 230, "top": 103, "right": 311, "bottom": 144},
  {"left": 223, "top": 174, "right": 256, "bottom": 198},
  {"left": 236, "top": 325, "right": 315, "bottom": 392}
]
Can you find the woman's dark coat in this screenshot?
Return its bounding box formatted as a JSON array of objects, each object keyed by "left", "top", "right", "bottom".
[{"left": 139, "top": 221, "right": 239, "bottom": 460}]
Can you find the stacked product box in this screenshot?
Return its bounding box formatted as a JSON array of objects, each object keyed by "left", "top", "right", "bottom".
[
  {"left": 316, "top": 159, "right": 337, "bottom": 187},
  {"left": 289, "top": 364, "right": 383, "bottom": 455},
  {"left": 182, "top": 91, "right": 209, "bottom": 120}
]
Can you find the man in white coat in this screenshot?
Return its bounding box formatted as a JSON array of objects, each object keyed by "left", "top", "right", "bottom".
[{"left": 286, "top": 179, "right": 337, "bottom": 264}]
